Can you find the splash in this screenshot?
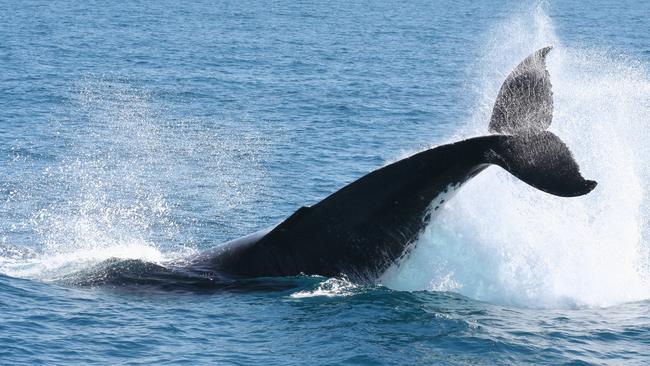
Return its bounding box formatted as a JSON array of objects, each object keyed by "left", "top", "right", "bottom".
[
  {"left": 384, "top": 6, "right": 650, "bottom": 308},
  {"left": 290, "top": 276, "right": 359, "bottom": 298},
  {"left": 0, "top": 78, "right": 270, "bottom": 280}
]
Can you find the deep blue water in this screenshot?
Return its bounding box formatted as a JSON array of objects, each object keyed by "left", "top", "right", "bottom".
[{"left": 2, "top": 1, "right": 650, "bottom": 364}]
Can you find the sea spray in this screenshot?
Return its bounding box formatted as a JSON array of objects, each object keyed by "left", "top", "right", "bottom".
[
  {"left": 0, "top": 79, "right": 271, "bottom": 280},
  {"left": 383, "top": 6, "right": 650, "bottom": 308}
]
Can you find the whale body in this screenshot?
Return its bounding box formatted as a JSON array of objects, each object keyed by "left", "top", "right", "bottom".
[
  {"left": 184, "top": 46, "right": 596, "bottom": 282},
  {"left": 69, "top": 47, "right": 596, "bottom": 288}
]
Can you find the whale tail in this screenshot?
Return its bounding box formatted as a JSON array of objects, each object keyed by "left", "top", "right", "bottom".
[
  {"left": 485, "top": 132, "right": 597, "bottom": 197},
  {"left": 485, "top": 46, "right": 597, "bottom": 197}
]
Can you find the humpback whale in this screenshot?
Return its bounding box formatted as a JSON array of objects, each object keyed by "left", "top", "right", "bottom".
[
  {"left": 183, "top": 46, "right": 596, "bottom": 282},
  {"left": 71, "top": 47, "right": 596, "bottom": 288}
]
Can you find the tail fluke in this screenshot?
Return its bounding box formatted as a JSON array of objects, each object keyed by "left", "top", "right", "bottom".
[
  {"left": 485, "top": 132, "right": 597, "bottom": 197},
  {"left": 486, "top": 47, "right": 596, "bottom": 197}
]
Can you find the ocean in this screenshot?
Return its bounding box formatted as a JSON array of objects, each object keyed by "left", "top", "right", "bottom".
[{"left": 1, "top": 0, "right": 649, "bottom": 364}]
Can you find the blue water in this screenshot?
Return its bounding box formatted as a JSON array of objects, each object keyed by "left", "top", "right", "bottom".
[{"left": 2, "top": 0, "right": 650, "bottom": 364}]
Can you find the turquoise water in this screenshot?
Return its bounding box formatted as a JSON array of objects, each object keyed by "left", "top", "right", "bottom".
[{"left": 2, "top": 1, "right": 650, "bottom": 364}]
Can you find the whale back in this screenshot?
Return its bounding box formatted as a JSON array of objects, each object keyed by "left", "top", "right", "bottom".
[{"left": 194, "top": 136, "right": 495, "bottom": 280}]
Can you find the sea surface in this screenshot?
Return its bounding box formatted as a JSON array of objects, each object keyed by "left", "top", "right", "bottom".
[{"left": 2, "top": 1, "right": 650, "bottom": 364}]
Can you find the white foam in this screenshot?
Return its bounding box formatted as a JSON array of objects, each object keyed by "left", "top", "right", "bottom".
[
  {"left": 383, "top": 6, "right": 650, "bottom": 308},
  {"left": 1, "top": 240, "right": 167, "bottom": 280},
  {"left": 290, "top": 277, "right": 358, "bottom": 298}
]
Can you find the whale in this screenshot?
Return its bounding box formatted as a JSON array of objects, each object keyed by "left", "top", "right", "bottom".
[
  {"left": 68, "top": 47, "right": 596, "bottom": 289},
  {"left": 183, "top": 46, "right": 596, "bottom": 281}
]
